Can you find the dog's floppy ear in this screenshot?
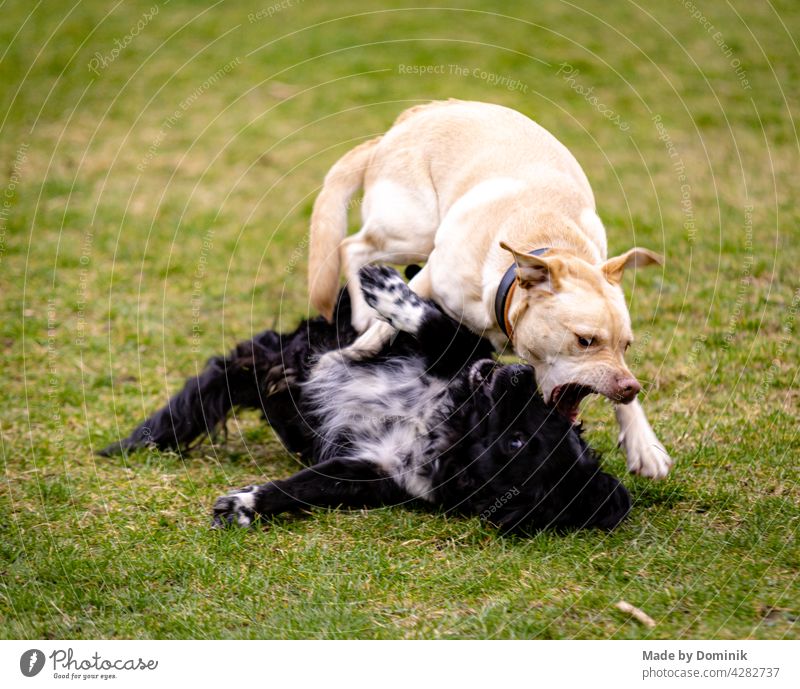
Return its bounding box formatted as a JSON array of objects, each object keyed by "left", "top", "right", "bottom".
[
  {"left": 499, "top": 241, "right": 562, "bottom": 291},
  {"left": 601, "top": 248, "right": 662, "bottom": 286},
  {"left": 468, "top": 359, "right": 498, "bottom": 391}
]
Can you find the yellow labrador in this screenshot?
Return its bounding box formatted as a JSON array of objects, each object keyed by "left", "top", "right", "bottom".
[{"left": 308, "top": 99, "right": 670, "bottom": 478}]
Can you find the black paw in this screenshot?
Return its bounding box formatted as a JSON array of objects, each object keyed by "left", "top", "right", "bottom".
[{"left": 264, "top": 366, "right": 297, "bottom": 396}]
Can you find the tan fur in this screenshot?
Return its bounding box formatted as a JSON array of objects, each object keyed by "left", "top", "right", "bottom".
[
  {"left": 602, "top": 247, "right": 663, "bottom": 285},
  {"left": 307, "top": 100, "right": 671, "bottom": 478},
  {"left": 308, "top": 136, "right": 381, "bottom": 320}
]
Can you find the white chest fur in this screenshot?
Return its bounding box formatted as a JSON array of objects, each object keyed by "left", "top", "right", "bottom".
[{"left": 303, "top": 357, "right": 453, "bottom": 500}]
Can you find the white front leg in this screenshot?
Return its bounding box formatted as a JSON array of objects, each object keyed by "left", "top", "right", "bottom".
[{"left": 615, "top": 399, "right": 673, "bottom": 479}]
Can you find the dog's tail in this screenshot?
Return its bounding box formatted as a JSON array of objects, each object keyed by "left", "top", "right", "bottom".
[
  {"left": 308, "top": 136, "right": 381, "bottom": 321},
  {"left": 98, "top": 331, "right": 284, "bottom": 456}
]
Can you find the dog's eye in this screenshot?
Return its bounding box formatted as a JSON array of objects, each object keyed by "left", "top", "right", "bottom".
[
  {"left": 576, "top": 335, "right": 594, "bottom": 348},
  {"left": 505, "top": 432, "right": 527, "bottom": 454}
]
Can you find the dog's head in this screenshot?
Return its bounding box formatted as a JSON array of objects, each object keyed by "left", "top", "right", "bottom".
[
  {"left": 499, "top": 242, "right": 662, "bottom": 422},
  {"left": 444, "top": 362, "right": 631, "bottom": 534}
]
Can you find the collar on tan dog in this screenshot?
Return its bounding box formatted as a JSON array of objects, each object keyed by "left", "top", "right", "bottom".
[{"left": 494, "top": 248, "right": 549, "bottom": 341}]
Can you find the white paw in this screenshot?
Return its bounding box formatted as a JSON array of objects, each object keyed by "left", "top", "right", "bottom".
[
  {"left": 619, "top": 426, "right": 673, "bottom": 479},
  {"left": 212, "top": 485, "right": 258, "bottom": 528}
]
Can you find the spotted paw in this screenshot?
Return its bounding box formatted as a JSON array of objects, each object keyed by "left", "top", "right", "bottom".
[
  {"left": 211, "top": 485, "right": 259, "bottom": 528},
  {"left": 358, "top": 265, "right": 429, "bottom": 334}
]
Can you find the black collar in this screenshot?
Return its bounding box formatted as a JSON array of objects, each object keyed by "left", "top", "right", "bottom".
[{"left": 494, "top": 248, "right": 549, "bottom": 340}]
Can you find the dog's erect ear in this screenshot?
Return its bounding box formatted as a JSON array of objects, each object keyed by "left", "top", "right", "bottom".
[
  {"left": 601, "top": 248, "right": 662, "bottom": 286},
  {"left": 499, "top": 241, "right": 562, "bottom": 291}
]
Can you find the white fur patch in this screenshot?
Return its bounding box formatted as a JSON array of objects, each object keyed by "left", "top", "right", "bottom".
[
  {"left": 212, "top": 485, "right": 258, "bottom": 528},
  {"left": 303, "top": 356, "right": 452, "bottom": 500},
  {"left": 233, "top": 488, "right": 256, "bottom": 510}
]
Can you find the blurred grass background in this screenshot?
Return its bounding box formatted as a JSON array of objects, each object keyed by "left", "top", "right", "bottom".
[{"left": 0, "top": 0, "right": 797, "bottom": 638}]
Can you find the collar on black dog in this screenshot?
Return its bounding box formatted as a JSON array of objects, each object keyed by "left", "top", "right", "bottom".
[{"left": 494, "top": 248, "right": 549, "bottom": 341}]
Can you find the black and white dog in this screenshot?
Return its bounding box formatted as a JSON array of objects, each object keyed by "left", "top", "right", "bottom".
[{"left": 102, "top": 266, "right": 630, "bottom": 535}]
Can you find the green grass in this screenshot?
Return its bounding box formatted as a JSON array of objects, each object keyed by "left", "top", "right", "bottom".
[{"left": 1, "top": 0, "right": 798, "bottom": 639}]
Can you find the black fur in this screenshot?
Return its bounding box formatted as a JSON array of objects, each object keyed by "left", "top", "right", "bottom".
[{"left": 102, "top": 267, "right": 630, "bottom": 535}]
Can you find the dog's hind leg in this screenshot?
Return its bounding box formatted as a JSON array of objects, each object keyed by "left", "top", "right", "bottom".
[
  {"left": 340, "top": 231, "right": 381, "bottom": 333},
  {"left": 615, "top": 399, "right": 672, "bottom": 479},
  {"left": 341, "top": 234, "right": 434, "bottom": 334},
  {"left": 99, "top": 331, "right": 289, "bottom": 455},
  {"left": 211, "top": 458, "right": 404, "bottom": 527},
  {"left": 340, "top": 175, "right": 438, "bottom": 333}
]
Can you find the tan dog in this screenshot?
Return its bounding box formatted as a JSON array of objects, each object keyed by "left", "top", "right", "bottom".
[{"left": 308, "top": 99, "right": 671, "bottom": 478}]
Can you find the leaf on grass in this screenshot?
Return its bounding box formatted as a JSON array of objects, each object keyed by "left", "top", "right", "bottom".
[{"left": 615, "top": 600, "right": 656, "bottom": 628}]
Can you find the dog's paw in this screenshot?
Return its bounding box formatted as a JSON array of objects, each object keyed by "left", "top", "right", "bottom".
[
  {"left": 619, "top": 426, "right": 673, "bottom": 479},
  {"left": 359, "top": 265, "right": 428, "bottom": 334},
  {"left": 211, "top": 485, "right": 259, "bottom": 528},
  {"left": 265, "top": 366, "right": 297, "bottom": 396}
]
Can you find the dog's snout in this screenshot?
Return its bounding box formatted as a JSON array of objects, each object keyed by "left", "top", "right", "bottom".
[{"left": 613, "top": 376, "right": 641, "bottom": 403}]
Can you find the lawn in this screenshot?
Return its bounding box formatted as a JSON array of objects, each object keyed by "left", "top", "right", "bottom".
[{"left": 0, "top": 0, "right": 798, "bottom": 639}]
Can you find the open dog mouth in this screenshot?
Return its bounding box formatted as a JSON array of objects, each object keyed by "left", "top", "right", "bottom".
[{"left": 550, "top": 384, "right": 596, "bottom": 424}]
